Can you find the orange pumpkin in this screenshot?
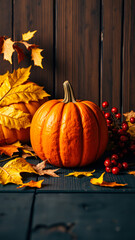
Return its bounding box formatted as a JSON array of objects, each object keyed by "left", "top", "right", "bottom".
[
  {"left": 0, "top": 98, "right": 48, "bottom": 145},
  {"left": 30, "top": 81, "right": 108, "bottom": 167}
]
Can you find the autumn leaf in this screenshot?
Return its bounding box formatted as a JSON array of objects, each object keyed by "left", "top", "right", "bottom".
[
  {"left": 1, "top": 38, "right": 15, "bottom": 64},
  {"left": 0, "top": 143, "right": 19, "bottom": 156},
  {"left": 0, "top": 36, "right": 5, "bottom": 54},
  {"left": 90, "top": 172, "right": 128, "bottom": 188},
  {"left": 21, "top": 41, "right": 39, "bottom": 50},
  {"left": 22, "top": 30, "right": 37, "bottom": 41},
  {"left": 17, "top": 179, "right": 44, "bottom": 189},
  {"left": 0, "top": 82, "right": 49, "bottom": 106},
  {"left": 33, "top": 161, "right": 60, "bottom": 177},
  {"left": 128, "top": 171, "right": 135, "bottom": 176},
  {"left": 65, "top": 170, "right": 95, "bottom": 177},
  {"left": 0, "top": 106, "right": 31, "bottom": 130},
  {"left": 123, "top": 111, "right": 135, "bottom": 139},
  {"left": 0, "top": 157, "right": 37, "bottom": 185},
  {"left": 13, "top": 44, "right": 25, "bottom": 63},
  {"left": 7, "top": 66, "right": 31, "bottom": 88},
  {"left": 0, "top": 71, "right": 9, "bottom": 87},
  {"left": 31, "top": 48, "right": 43, "bottom": 68}
]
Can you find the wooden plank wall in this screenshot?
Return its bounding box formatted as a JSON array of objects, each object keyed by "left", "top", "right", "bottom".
[{"left": 0, "top": 0, "right": 135, "bottom": 112}]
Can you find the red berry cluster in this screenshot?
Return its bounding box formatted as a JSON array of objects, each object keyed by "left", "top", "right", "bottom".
[{"left": 102, "top": 101, "right": 135, "bottom": 174}]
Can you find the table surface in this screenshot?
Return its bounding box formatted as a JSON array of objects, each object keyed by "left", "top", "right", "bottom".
[{"left": 0, "top": 153, "right": 135, "bottom": 240}]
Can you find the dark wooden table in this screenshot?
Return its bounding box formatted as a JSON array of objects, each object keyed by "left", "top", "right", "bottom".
[{"left": 0, "top": 154, "right": 135, "bottom": 240}]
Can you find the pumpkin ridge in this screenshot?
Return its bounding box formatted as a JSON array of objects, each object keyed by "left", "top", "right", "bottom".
[{"left": 57, "top": 103, "right": 65, "bottom": 167}]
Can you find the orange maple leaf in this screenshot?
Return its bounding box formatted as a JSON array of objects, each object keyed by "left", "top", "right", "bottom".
[
  {"left": 31, "top": 48, "right": 43, "bottom": 68},
  {"left": 17, "top": 179, "right": 44, "bottom": 189}
]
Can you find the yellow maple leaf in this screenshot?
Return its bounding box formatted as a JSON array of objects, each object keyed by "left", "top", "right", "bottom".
[
  {"left": 17, "top": 179, "right": 44, "bottom": 189},
  {"left": 1, "top": 38, "right": 15, "bottom": 64},
  {"left": 0, "top": 157, "right": 37, "bottom": 185},
  {"left": 0, "top": 71, "right": 9, "bottom": 87},
  {"left": 0, "top": 83, "right": 50, "bottom": 106},
  {"left": 8, "top": 66, "right": 31, "bottom": 87},
  {"left": 65, "top": 170, "right": 95, "bottom": 177},
  {"left": 90, "top": 172, "right": 127, "bottom": 188},
  {"left": 0, "top": 106, "right": 31, "bottom": 130},
  {"left": 31, "top": 48, "right": 43, "bottom": 68},
  {"left": 22, "top": 30, "right": 37, "bottom": 41}
]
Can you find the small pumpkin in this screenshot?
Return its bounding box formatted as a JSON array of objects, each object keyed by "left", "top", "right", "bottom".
[
  {"left": 0, "top": 96, "right": 48, "bottom": 145},
  {"left": 30, "top": 81, "right": 108, "bottom": 167}
]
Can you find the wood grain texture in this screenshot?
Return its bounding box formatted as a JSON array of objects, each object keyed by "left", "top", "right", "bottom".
[
  {"left": 0, "top": 193, "right": 34, "bottom": 240},
  {"left": 102, "top": 0, "right": 123, "bottom": 111},
  {"left": 0, "top": 0, "right": 12, "bottom": 74},
  {"left": 123, "top": 0, "right": 135, "bottom": 112},
  {"left": 31, "top": 193, "right": 135, "bottom": 240},
  {"left": 13, "top": 0, "right": 54, "bottom": 96},
  {"left": 55, "top": 0, "right": 100, "bottom": 104}
]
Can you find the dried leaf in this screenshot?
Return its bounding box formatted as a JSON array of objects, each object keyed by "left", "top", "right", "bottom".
[
  {"left": 31, "top": 48, "right": 43, "bottom": 68},
  {"left": 0, "top": 157, "right": 37, "bottom": 185},
  {"left": 21, "top": 41, "right": 39, "bottom": 50},
  {"left": 33, "top": 161, "right": 59, "bottom": 177},
  {"left": 17, "top": 179, "right": 44, "bottom": 189},
  {"left": 22, "top": 30, "right": 37, "bottom": 41},
  {"left": 0, "top": 144, "right": 19, "bottom": 156},
  {"left": 90, "top": 172, "right": 127, "bottom": 188},
  {"left": 22, "top": 149, "right": 37, "bottom": 158},
  {"left": 1, "top": 38, "right": 15, "bottom": 64},
  {"left": 0, "top": 106, "right": 31, "bottom": 130},
  {"left": 0, "top": 82, "right": 49, "bottom": 106},
  {"left": 65, "top": 170, "right": 95, "bottom": 177},
  {"left": 128, "top": 171, "right": 135, "bottom": 176},
  {"left": 13, "top": 44, "right": 25, "bottom": 63}
]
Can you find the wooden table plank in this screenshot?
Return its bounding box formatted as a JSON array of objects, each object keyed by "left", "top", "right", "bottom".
[
  {"left": 0, "top": 193, "right": 34, "bottom": 240},
  {"left": 31, "top": 193, "right": 135, "bottom": 240}
]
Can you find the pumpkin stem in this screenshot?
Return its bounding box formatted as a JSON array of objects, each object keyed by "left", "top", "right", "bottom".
[{"left": 62, "top": 81, "right": 76, "bottom": 103}]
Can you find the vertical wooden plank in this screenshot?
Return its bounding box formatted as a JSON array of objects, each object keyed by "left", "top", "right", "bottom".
[
  {"left": 55, "top": 0, "right": 100, "bottom": 104},
  {"left": 0, "top": 0, "right": 12, "bottom": 74},
  {"left": 13, "top": 0, "right": 54, "bottom": 96},
  {"left": 123, "top": 0, "right": 135, "bottom": 112},
  {"left": 102, "top": 0, "right": 123, "bottom": 111}
]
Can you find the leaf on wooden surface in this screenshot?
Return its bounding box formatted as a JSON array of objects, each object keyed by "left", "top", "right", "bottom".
[
  {"left": 90, "top": 172, "right": 128, "bottom": 188},
  {"left": 22, "top": 30, "right": 37, "bottom": 41},
  {"left": 33, "top": 161, "right": 59, "bottom": 177},
  {"left": 123, "top": 110, "right": 135, "bottom": 139},
  {"left": 0, "top": 144, "right": 19, "bottom": 156},
  {"left": 65, "top": 170, "right": 95, "bottom": 177},
  {"left": 31, "top": 48, "right": 43, "bottom": 68},
  {"left": 13, "top": 44, "right": 25, "bottom": 63},
  {"left": 1, "top": 38, "right": 15, "bottom": 64},
  {"left": 128, "top": 171, "right": 135, "bottom": 176},
  {"left": 0, "top": 82, "right": 50, "bottom": 106},
  {"left": 0, "top": 106, "right": 31, "bottom": 130},
  {"left": 22, "top": 148, "right": 37, "bottom": 158},
  {"left": 17, "top": 179, "right": 44, "bottom": 189},
  {"left": 0, "top": 157, "right": 37, "bottom": 185}
]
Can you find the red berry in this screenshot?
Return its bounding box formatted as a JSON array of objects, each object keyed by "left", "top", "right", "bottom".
[
  {"left": 104, "top": 112, "right": 111, "bottom": 119},
  {"left": 107, "top": 123, "right": 112, "bottom": 130},
  {"left": 102, "top": 101, "right": 109, "bottom": 108},
  {"left": 130, "top": 117, "right": 135, "bottom": 124},
  {"left": 118, "top": 129, "right": 125, "bottom": 135},
  {"left": 111, "top": 159, "right": 117, "bottom": 166},
  {"left": 111, "top": 107, "right": 118, "bottom": 114},
  {"left": 104, "top": 158, "right": 111, "bottom": 167},
  {"left": 117, "top": 163, "right": 122, "bottom": 169},
  {"left": 106, "top": 119, "right": 112, "bottom": 124},
  {"left": 118, "top": 141, "right": 125, "bottom": 148},
  {"left": 130, "top": 144, "right": 135, "bottom": 151},
  {"left": 112, "top": 128, "right": 118, "bottom": 134},
  {"left": 105, "top": 166, "right": 112, "bottom": 173},
  {"left": 112, "top": 167, "right": 120, "bottom": 175},
  {"left": 122, "top": 123, "right": 129, "bottom": 131},
  {"left": 120, "top": 135, "right": 128, "bottom": 142},
  {"left": 111, "top": 154, "right": 119, "bottom": 160},
  {"left": 122, "top": 162, "right": 128, "bottom": 169},
  {"left": 115, "top": 113, "right": 121, "bottom": 119}
]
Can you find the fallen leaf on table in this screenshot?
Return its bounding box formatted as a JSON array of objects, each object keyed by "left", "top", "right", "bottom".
[
  {"left": 31, "top": 48, "right": 43, "bottom": 68},
  {"left": 128, "top": 171, "right": 135, "bottom": 176},
  {"left": 1, "top": 38, "right": 15, "bottom": 64},
  {"left": 22, "top": 149, "right": 37, "bottom": 158},
  {"left": 17, "top": 179, "right": 44, "bottom": 189},
  {"left": 65, "top": 170, "right": 95, "bottom": 177},
  {"left": 22, "top": 30, "right": 37, "bottom": 41},
  {"left": 33, "top": 161, "right": 59, "bottom": 177},
  {"left": 90, "top": 172, "right": 127, "bottom": 188},
  {"left": 0, "top": 157, "right": 37, "bottom": 185},
  {"left": 0, "top": 143, "right": 19, "bottom": 156}
]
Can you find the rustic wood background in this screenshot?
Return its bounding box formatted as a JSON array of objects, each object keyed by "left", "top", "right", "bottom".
[{"left": 0, "top": 0, "right": 134, "bottom": 113}]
